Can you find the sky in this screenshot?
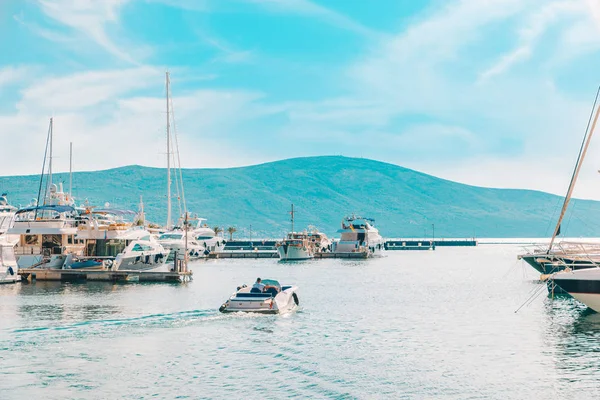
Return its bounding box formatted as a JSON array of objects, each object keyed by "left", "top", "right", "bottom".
[{"left": 2, "top": 0, "right": 600, "bottom": 199}]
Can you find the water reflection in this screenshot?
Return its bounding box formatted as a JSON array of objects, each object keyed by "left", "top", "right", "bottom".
[{"left": 543, "top": 296, "right": 600, "bottom": 392}]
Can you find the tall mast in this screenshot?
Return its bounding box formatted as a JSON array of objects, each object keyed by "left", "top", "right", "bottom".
[
  {"left": 166, "top": 71, "right": 172, "bottom": 230},
  {"left": 548, "top": 91, "right": 600, "bottom": 251},
  {"left": 48, "top": 117, "right": 53, "bottom": 190},
  {"left": 69, "top": 142, "right": 73, "bottom": 197},
  {"left": 290, "top": 204, "right": 295, "bottom": 233}
]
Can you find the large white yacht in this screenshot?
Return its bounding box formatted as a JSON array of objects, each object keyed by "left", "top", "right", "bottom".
[
  {"left": 10, "top": 183, "right": 83, "bottom": 269},
  {"left": 331, "top": 215, "right": 385, "bottom": 258},
  {"left": 74, "top": 209, "right": 170, "bottom": 272}
]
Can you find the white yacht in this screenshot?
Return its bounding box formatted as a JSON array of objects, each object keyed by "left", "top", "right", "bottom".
[
  {"left": 158, "top": 218, "right": 222, "bottom": 260},
  {"left": 277, "top": 232, "right": 313, "bottom": 260},
  {"left": 0, "top": 193, "right": 17, "bottom": 236},
  {"left": 0, "top": 235, "right": 19, "bottom": 283},
  {"left": 74, "top": 209, "right": 170, "bottom": 272},
  {"left": 219, "top": 279, "right": 299, "bottom": 314},
  {"left": 10, "top": 194, "right": 83, "bottom": 270},
  {"left": 276, "top": 204, "right": 331, "bottom": 261},
  {"left": 331, "top": 215, "right": 385, "bottom": 258},
  {"left": 158, "top": 230, "right": 206, "bottom": 260},
  {"left": 277, "top": 229, "right": 331, "bottom": 261}
]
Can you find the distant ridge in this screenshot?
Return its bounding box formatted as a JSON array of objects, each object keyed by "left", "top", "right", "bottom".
[{"left": 1, "top": 155, "right": 598, "bottom": 238}]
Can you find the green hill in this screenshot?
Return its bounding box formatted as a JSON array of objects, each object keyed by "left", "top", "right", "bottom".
[{"left": 0, "top": 156, "right": 596, "bottom": 238}]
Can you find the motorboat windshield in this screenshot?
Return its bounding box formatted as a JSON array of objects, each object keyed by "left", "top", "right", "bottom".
[
  {"left": 159, "top": 233, "right": 183, "bottom": 240},
  {"left": 261, "top": 279, "right": 281, "bottom": 290}
]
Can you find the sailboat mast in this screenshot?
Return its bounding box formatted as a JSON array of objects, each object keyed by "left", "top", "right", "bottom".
[
  {"left": 166, "top": 71, "right": 172, "bottom": 230},
  {"left": 48, "top": 117, "right": 53, "bottom": 190},
  {"left": 548, "top": 96, "right": 600, "bottom": 251},
  {"left": 69, "top": 142, "right": 73, "bottom": 197}
]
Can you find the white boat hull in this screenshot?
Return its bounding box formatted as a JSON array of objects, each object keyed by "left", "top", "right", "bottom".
[
  {"left": 553, "top": 268, "right": 600, "bottom": 312},
  {"left": 114, "top": 252, "right": 170, "bottom": 272},
  {"left": 277, "top": 245, "right": 312, "bottom": 261}
]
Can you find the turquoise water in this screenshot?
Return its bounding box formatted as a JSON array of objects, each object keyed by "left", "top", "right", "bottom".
[{"left": 1, "top": 246, "right": 600, "bottom": 399}]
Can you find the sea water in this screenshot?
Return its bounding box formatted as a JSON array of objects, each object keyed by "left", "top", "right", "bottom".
[{"left": 1, "top": 245, "right": 599, "bottom": 399}]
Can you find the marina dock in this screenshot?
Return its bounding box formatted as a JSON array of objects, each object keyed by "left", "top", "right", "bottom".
[
  {"left": 208, "top": 250, "right": 278, "bottom": 259},
  {"left": 314, "top": 252, "right": 369, "bottom": 259},
  {"left": 385, "top": 239, "right": 477, "bottom": 250},
  {"left": 18, "top": 268, "right": 192, "bottom": 283}
]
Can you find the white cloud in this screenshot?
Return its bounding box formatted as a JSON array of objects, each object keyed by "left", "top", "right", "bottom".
[
  {"left": 480, "top": 1, "right": 588, "bottom": 81},
  {"left": 0, "top": 68, "right": 279, "bottom": 176},
  {"left": 36, "top": 0, "right": 138, "bottom": 64},
  {"left": 17, "top": 67, "right": 163, "bottom": 112},
  {"left": 0, "top": 66, "right": 36, "bottom": 88},
  {"left": 240, "top": 0, "right": 379, "bottom": 37}
]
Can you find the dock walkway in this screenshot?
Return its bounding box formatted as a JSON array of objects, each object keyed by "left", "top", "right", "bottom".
[{"left": 18, "top": 268, "right": 192, "bottom": 282}]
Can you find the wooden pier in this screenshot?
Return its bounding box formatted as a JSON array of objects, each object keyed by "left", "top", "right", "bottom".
[
  {"left": 18, "top": 268, "right": 192, "bottom": 283},
  {"left": 314, "top": 252, "right": 369, "bottom": 259}
]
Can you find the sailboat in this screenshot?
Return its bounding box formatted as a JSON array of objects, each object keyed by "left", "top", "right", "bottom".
[
  {"left": 157, "top": 72, "right": 221, "bottom": 260},
  {"left": 518, "top": 89, "right": 600, "bottom": 283},
  {"left": 8, "top": 118, "right": 83, "bottom": 269}
]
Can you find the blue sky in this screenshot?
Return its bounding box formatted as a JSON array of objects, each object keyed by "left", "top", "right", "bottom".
[{"left": 2, "top": 0, "right": 600, "bottom": 198}]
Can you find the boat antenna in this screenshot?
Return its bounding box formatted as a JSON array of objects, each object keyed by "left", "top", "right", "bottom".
[
  {"left": 69, "top": 141, "right": 73, "bottom": 197},
  {"left": 166, "top": 71, "right": 172, "bottom": 230},
  {"left": 290, "top": 204, "right": 295, "bottom": 234},
  {"left": 548, "top": 86, "right": 600, "bottom": 251},
  {"left": 34, "top": 118, "right": 52, "bottom": 219}
]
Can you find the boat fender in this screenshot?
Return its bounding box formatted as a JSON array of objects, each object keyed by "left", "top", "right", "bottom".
[
  {"left": 219, "top": 303, "right": 227, "bottom": 313},
  {"left": 7, "top": 266, "right": 14, "bottom": 275},
  {"left": 292, "top": 293, "right": 299, "bottom": 306}
]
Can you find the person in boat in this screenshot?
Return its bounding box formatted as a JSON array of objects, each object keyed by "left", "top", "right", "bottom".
[{"left": 251, "top": 277, "right": 265, "bottom": 293}]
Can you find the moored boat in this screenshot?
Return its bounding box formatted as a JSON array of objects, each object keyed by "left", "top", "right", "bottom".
[
  {"left": 0, "top": 236, "right": 19, "bottom": 283},
  {"left": 0, "top": 193, "right": 17, "bottom": 236},
  {"left": 552, "top": 268, "right": 600, "bottom": 312},
  {"left": 518, "top": 92, "right": 600, "bottom": 279},
  {"left": 330, "top": 215, "right": 385, "bottom": 258}
]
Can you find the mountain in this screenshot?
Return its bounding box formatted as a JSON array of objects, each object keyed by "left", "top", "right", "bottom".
[{"left": 0, "top": 156, "right": 597, "bottom": 238}]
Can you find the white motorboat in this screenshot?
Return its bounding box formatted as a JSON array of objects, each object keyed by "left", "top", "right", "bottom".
[
  {"left": 158, "top": 218, "right": 223, "bottom": 260},
  {"left": 75, "top": 209, "right": 170, "bottom": 272},
  {"left": 158, "top": 230, "right": 206, "bottom": 260},
  {"left": 219, "top": 279, "right": 299, "bottom": 314},
  {"left": 331, "top": 215, "right": 385, "bottom": 258},
  {"left": 552, "top": 268, "right": 600, "bottom": 312},
  {"left": 0, "top": 236, "right": 19, "bottom": 284}
]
